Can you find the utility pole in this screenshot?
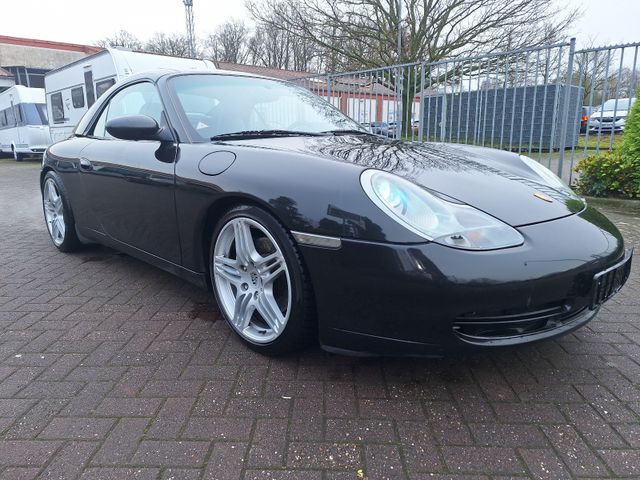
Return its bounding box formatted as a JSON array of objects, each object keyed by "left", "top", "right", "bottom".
[{"left": 183, "top": 0, "right": 196, "bottom": 57}]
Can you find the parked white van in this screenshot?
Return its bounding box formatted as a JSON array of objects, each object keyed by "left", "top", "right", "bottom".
[
  {"left": 0, "top": 85, "right": 50, "bottom": 161},
  {"left": 45, "top": 48, "right": 215, "bottom": 143}
]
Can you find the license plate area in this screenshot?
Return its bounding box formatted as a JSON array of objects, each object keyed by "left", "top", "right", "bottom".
[{"left": 590, "top": 249, "right": 633, "bottom": 309}]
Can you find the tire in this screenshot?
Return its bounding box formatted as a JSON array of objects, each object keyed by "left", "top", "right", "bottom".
[
  {"left": 42, "top": 171, "right": 81, "bottom": 252},
  {"left": 209, "top": 205, "right": 315, "bottom": 355},
  {"left": 12, "top": 148, "right": 24, "bottom": 162}
]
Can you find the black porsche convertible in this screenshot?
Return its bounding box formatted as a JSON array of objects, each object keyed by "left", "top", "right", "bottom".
[{"left": 41, "top": 70, "right": 632, "bottom": 356}]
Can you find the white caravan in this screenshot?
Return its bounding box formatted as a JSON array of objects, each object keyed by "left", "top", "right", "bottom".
[
  {"left": 0, "top": 85, "right": 50, "bottom": 160},
  {"left": 45, "top": 48, "right": 215, "bottom": 143}
]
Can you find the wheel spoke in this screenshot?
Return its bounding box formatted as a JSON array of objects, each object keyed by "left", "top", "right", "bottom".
[
  {"left": 233, "top": 220, "right": 258, "bottom": 265},
  {"left": 260, "top": 256, "right": 285, "bottom": 286},
  {"left": 55, "top": 217, "right": 65, "bottom": 238},
  {"left": 233, "top": 292, "right": 254, "bottom": 330},
  {"left": 44, "top": 201, "right": 55, "bottom": 215},
  {"left": 255, "top": 291, "right": 284, "bottom": 334},
  {"left": 214, "top": 255, "right": 242, "bottom": 285}
]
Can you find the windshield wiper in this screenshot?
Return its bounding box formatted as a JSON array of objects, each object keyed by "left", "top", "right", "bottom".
[
  {"left": 321, "top": 129, "right": 377, "bottom": 137},
  {"left": 211, "top": 130, "right": 324, "bottom": 141}
]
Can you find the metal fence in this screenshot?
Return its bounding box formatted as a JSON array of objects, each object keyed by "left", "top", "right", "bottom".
[{"left": 292, "top": 39, "right": 640, "bottom": 184}]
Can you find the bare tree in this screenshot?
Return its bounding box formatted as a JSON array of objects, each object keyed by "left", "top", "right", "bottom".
[
  {"left": 248, "top": 16, "right": 320, "bottom": 72},
  {"left": 205, "top": 19, "right": 251, "bottom": 63},
  {"left": 247, "top": 0, "right": 580, "bottom": 70},
  {"left": 96, "top": 30, "right": 143, "bottom": 50},
  {"left": 247, "top": 0, "right": 579, "bottom": 134},
  {"left": 145, "top": 33, "right": 194, "bottom": 58}
]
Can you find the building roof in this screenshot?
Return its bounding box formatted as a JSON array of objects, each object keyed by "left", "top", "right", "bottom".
[
  {"left": 0, "top": 35, "right": 101, "bottom": 54},
  {"left": 214, "top": 62, "right": 311, "bottom": 81}
]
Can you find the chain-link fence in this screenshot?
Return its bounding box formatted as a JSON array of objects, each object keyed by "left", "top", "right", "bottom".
[{"left": 292, "top": 39, "right": 639, "bottom": 184}]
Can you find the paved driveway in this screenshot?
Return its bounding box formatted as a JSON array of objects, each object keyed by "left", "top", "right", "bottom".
[{"left": 0, "top": 158, "right": 639, "bottom": 480}]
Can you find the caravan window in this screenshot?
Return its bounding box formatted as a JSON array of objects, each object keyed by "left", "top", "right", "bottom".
[
  {"left": 0, "top": 110, "right": 6, "bottom": 128},
  {"left": 91, "top": 82, "right": 164, "bottom": 138},
  {"left": 5, "top": 107, "right": 15, "bottom": 127},
  {"left": 51, "top": 93, "right": 65, "bottom": 123},
  {"left": 96, "top": 78, "right": 116, "bottom": 99},
  {"left": 71, "top": 87, "right": 85, "bottom": 108}
]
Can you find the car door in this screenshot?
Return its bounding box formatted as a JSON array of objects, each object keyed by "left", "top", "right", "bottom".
[{"left": 79, "top": 81, "right": 181, "bottom": 264}]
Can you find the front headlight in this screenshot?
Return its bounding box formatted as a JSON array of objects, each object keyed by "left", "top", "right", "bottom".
[
  {"left": 360, "top": 169, "right": 524, "bottom": 250},
  {"left": 518, "top": 155, "right": 574, "bottom": 196}
]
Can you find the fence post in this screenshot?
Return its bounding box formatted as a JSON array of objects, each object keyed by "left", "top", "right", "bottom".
[
  {"left": 395, "top": 66, "right": 403, "bottom": 139},
  {"left": 418, "top": 62, "right": 425, "bottom": 141},
  {"left": 557, "top": 37, "right": 576, "bottom": 179}
]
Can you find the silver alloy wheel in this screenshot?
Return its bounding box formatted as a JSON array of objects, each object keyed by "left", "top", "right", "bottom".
[
  {"left": 213, "top": 217, "right": 292, "bottom": 343},
  {"left": 43, "top": 178, "right": 65, "bottom": 246}
]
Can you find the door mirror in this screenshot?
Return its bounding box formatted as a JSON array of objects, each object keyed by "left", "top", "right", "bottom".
[{"left": 106, "top": 115, "right": 173, "bottom": 142}]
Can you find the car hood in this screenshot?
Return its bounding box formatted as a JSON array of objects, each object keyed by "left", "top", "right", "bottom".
[{"left": 229, "top": 135, "right": 585, "bottom": 227}]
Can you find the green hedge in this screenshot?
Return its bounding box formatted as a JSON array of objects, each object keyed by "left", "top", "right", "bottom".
[{"left": 575, "top": 89, "right": 640, "bottom": 198}]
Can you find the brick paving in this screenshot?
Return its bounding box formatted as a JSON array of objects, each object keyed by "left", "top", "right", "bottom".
[{"left": 0, "top": 157, "right": 639, "bottom": 479}]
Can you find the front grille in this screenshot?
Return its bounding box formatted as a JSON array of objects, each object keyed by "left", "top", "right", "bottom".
[
  {"left": 453, "top": 304, "right": 583, "bottom": 343},
  {"left": 591, "top": 251, "right": 633, "bottom": 309},
  {"left": 599, "top": 116, "right": 622, "bottom": 123}
]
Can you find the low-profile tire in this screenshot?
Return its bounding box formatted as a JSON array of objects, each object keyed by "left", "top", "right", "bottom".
[
  {"left": 42, "top": 171, "right": 81, "bottom": 252},
  {"left": 209, "top": 204, "right": 315, "bottom": 355}
]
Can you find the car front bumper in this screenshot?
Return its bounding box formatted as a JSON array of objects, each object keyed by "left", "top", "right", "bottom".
[{"left": 298, "top": 207, "right": 629, "bottom": 356}]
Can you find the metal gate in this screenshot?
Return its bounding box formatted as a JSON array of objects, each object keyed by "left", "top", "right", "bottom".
[{"left": 293, "top": 40, "right": 640, "bottom": 183}]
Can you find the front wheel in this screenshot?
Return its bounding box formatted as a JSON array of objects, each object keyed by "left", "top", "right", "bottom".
[{"left": 210, "top": 205, "right": 314, "bottom": 355}]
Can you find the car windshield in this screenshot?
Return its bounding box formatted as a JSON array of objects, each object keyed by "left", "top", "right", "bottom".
[
  {"left": 600, "top": 98, "right": 636, "bottom": 111},
  {"left": 170, "top": 74, "right": 364, "bottom": 141}
]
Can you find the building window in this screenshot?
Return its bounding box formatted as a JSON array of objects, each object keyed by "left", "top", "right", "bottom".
[
  {"left": 71, "top": 87, "right": 85, "bottom": 109},
  {"left": 51, "top": 92, "right": 65, "bottom": 123}
]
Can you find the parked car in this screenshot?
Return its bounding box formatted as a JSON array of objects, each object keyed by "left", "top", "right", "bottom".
[
  {"left": 41, "top": 70, "right": 632, "bottom": 356},
  {"left": 589, "top": 97, "right": 636, "bottom": 133},
  {"left": 369, "top": 121, "right": 396, "bottom": 137},
  {"left": 580, "top": 106, "right": 591, "bottom": 134}
]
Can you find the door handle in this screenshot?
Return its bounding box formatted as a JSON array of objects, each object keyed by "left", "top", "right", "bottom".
[{"left": 79, "top": 158, "right": 93, "bottom": 171}]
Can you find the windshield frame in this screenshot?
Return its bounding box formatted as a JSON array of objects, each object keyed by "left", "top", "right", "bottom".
[{"left": 166, "top": 72, "right": 365, "bottom": 143}]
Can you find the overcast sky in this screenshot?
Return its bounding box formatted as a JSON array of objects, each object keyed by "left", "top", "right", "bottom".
[{"left": 2, "top": 0, "right": 638, "bottom": 49}]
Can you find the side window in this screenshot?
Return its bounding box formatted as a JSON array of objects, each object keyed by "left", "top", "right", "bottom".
[
  {"left": 0, "top": 110, "right": 6, "bottom": 128},
  {"left": 95, "top": 78, "right": 116, "bottom": 99},
  {"left": 71, "top": 87, "right": 85, "bottom": 108},
  {"left": 51, "top": 93, "right": 65, "bottom": 123},
  {"left": 91, "top": 82, "right": 164, "bottom": 138}
]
